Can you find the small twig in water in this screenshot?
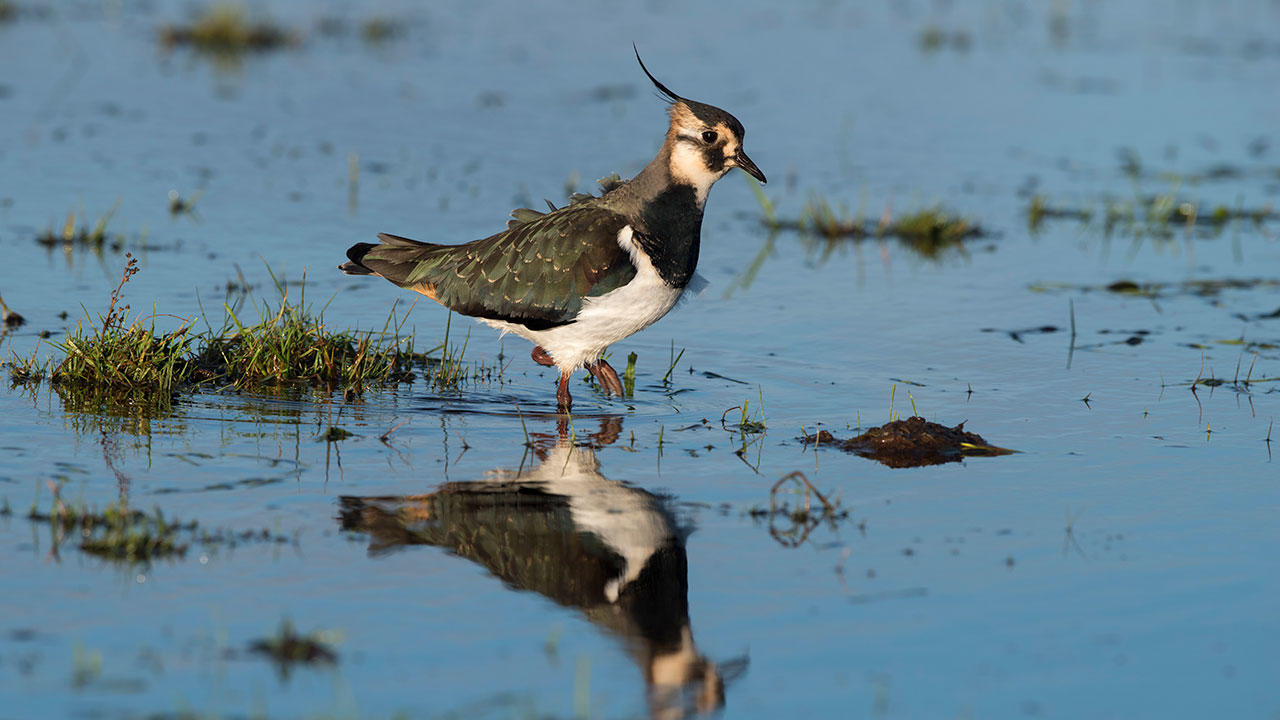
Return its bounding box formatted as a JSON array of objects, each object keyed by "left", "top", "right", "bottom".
[{"left": 380, "top": 418, "right": 409, "bottom": 444}]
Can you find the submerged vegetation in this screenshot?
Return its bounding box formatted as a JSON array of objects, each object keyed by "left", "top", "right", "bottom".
[
  {"left": 8, "top": 256, "right": 492, "bottom": 401},
  {"left": 158, "top": 4, "right": 296, "bottom": 54}
]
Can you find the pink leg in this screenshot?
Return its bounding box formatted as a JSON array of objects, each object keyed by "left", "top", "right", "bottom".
[
  {"left": 586, "top": 358, "right": 624, "bottom": 396},
  {"left": 556, "top": 371, "right": 572, "bottom": 411},
  {"left": 531, "top": 346, "right": 555, "bottom": 367}
]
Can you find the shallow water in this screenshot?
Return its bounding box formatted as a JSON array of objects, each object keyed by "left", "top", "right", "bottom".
[{"left": 2, "top": 1, "right": 1279, "bottom": 718}]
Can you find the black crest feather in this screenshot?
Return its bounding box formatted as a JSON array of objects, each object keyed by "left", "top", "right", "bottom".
[{"left": 633, "top": 43, "right": 681, "bottom": 105}]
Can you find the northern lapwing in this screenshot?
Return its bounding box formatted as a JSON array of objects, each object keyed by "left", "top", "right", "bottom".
[{"left": 339, "top": 49, "right": 765, "bottom": 409}]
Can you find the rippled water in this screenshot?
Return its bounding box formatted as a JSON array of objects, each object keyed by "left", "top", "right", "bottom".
[{"left": 2, "top": 1, "right": 1278, "bottom": 718}]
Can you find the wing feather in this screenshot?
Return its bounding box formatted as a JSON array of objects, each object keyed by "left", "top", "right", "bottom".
[{"left": 348, "top": 203, "right": 637, "bottom": 330}]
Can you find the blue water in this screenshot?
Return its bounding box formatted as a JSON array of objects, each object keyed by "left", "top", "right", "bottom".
[{"left": 2, "top": 1, "right": 1279, "bottom": 718}]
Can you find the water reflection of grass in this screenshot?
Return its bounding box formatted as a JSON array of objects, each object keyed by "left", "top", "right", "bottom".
[{"left": 22, "top": 484, "right": 295, "bottom": 566}]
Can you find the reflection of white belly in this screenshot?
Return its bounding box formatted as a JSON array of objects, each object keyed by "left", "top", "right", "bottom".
[
  {"left": 529, "top": 445, "right": 677, "bottom": 602},
  {"left": 478, "top": 226, "right": 701, "bottom": 370}
]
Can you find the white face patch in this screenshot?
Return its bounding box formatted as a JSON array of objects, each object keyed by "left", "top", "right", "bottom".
[{"left": 668, "top": 139, "right": 720, "bottom": 207}]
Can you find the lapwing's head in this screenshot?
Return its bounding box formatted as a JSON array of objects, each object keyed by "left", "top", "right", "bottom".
[{"left": 635, "top": 47, "right": 766, "bottom": 204}]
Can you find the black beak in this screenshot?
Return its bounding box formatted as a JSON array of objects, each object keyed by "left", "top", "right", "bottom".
[{"left": 735, "top": 150, "right": 766, "bottom": 183}]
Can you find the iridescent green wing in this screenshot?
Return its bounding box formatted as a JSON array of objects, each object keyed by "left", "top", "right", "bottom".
[{"left": 369, "top": 203, "right": 637, "bottom": 329}]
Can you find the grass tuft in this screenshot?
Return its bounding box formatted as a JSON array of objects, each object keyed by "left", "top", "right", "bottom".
[
  {"left": 18, "top": 257, "right": 491, "bottom": 403},
  {"left": 193, "top": 289, "right": 415, "bottom": 391},
  {"left": 622, "top": 351, "right": 637, "bottom": 398},
  {"left": 52, "top": 255, "right": 195, "bottom": 393}
]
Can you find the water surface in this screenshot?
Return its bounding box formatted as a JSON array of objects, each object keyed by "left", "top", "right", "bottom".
[{"left": 1, "top": 1, "right": 1278, "bottom": 718}]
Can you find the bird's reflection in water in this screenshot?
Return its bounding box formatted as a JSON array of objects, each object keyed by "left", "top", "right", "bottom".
[{"left": 338, "top": 417, "right": 743, "bottom": 718}]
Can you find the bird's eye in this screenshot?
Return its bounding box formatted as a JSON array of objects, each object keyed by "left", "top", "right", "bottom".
[{"left": 701, "top": 130, "right": 718, "bottom": 144}]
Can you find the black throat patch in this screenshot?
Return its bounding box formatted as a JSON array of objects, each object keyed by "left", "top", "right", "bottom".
[{"left": 634, "top": 184, "right": 704, "bottom": 288}]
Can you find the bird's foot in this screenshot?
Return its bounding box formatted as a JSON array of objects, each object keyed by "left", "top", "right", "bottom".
[
  {"left": 585, "top": 358, "right": 625, "bottom": 396},
  {"left": 556, "top": 372, "right": 573, "bottom": 411},
  {"left": 531, "top": 346, "right": 556, "bottom": 367}
]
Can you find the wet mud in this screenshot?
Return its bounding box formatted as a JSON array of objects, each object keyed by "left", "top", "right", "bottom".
[{"left": 803, "top": 417, "right": 1013, "bottom": 468}]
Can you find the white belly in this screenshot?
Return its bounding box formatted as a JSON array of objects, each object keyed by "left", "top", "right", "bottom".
[{"left": 477, "top": 226, "right": 695, "bottom": 370}]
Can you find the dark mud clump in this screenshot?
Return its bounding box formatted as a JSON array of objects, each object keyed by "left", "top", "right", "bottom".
[{"left": 802, "top": 416, "right": 1013, "bottom": 468}]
